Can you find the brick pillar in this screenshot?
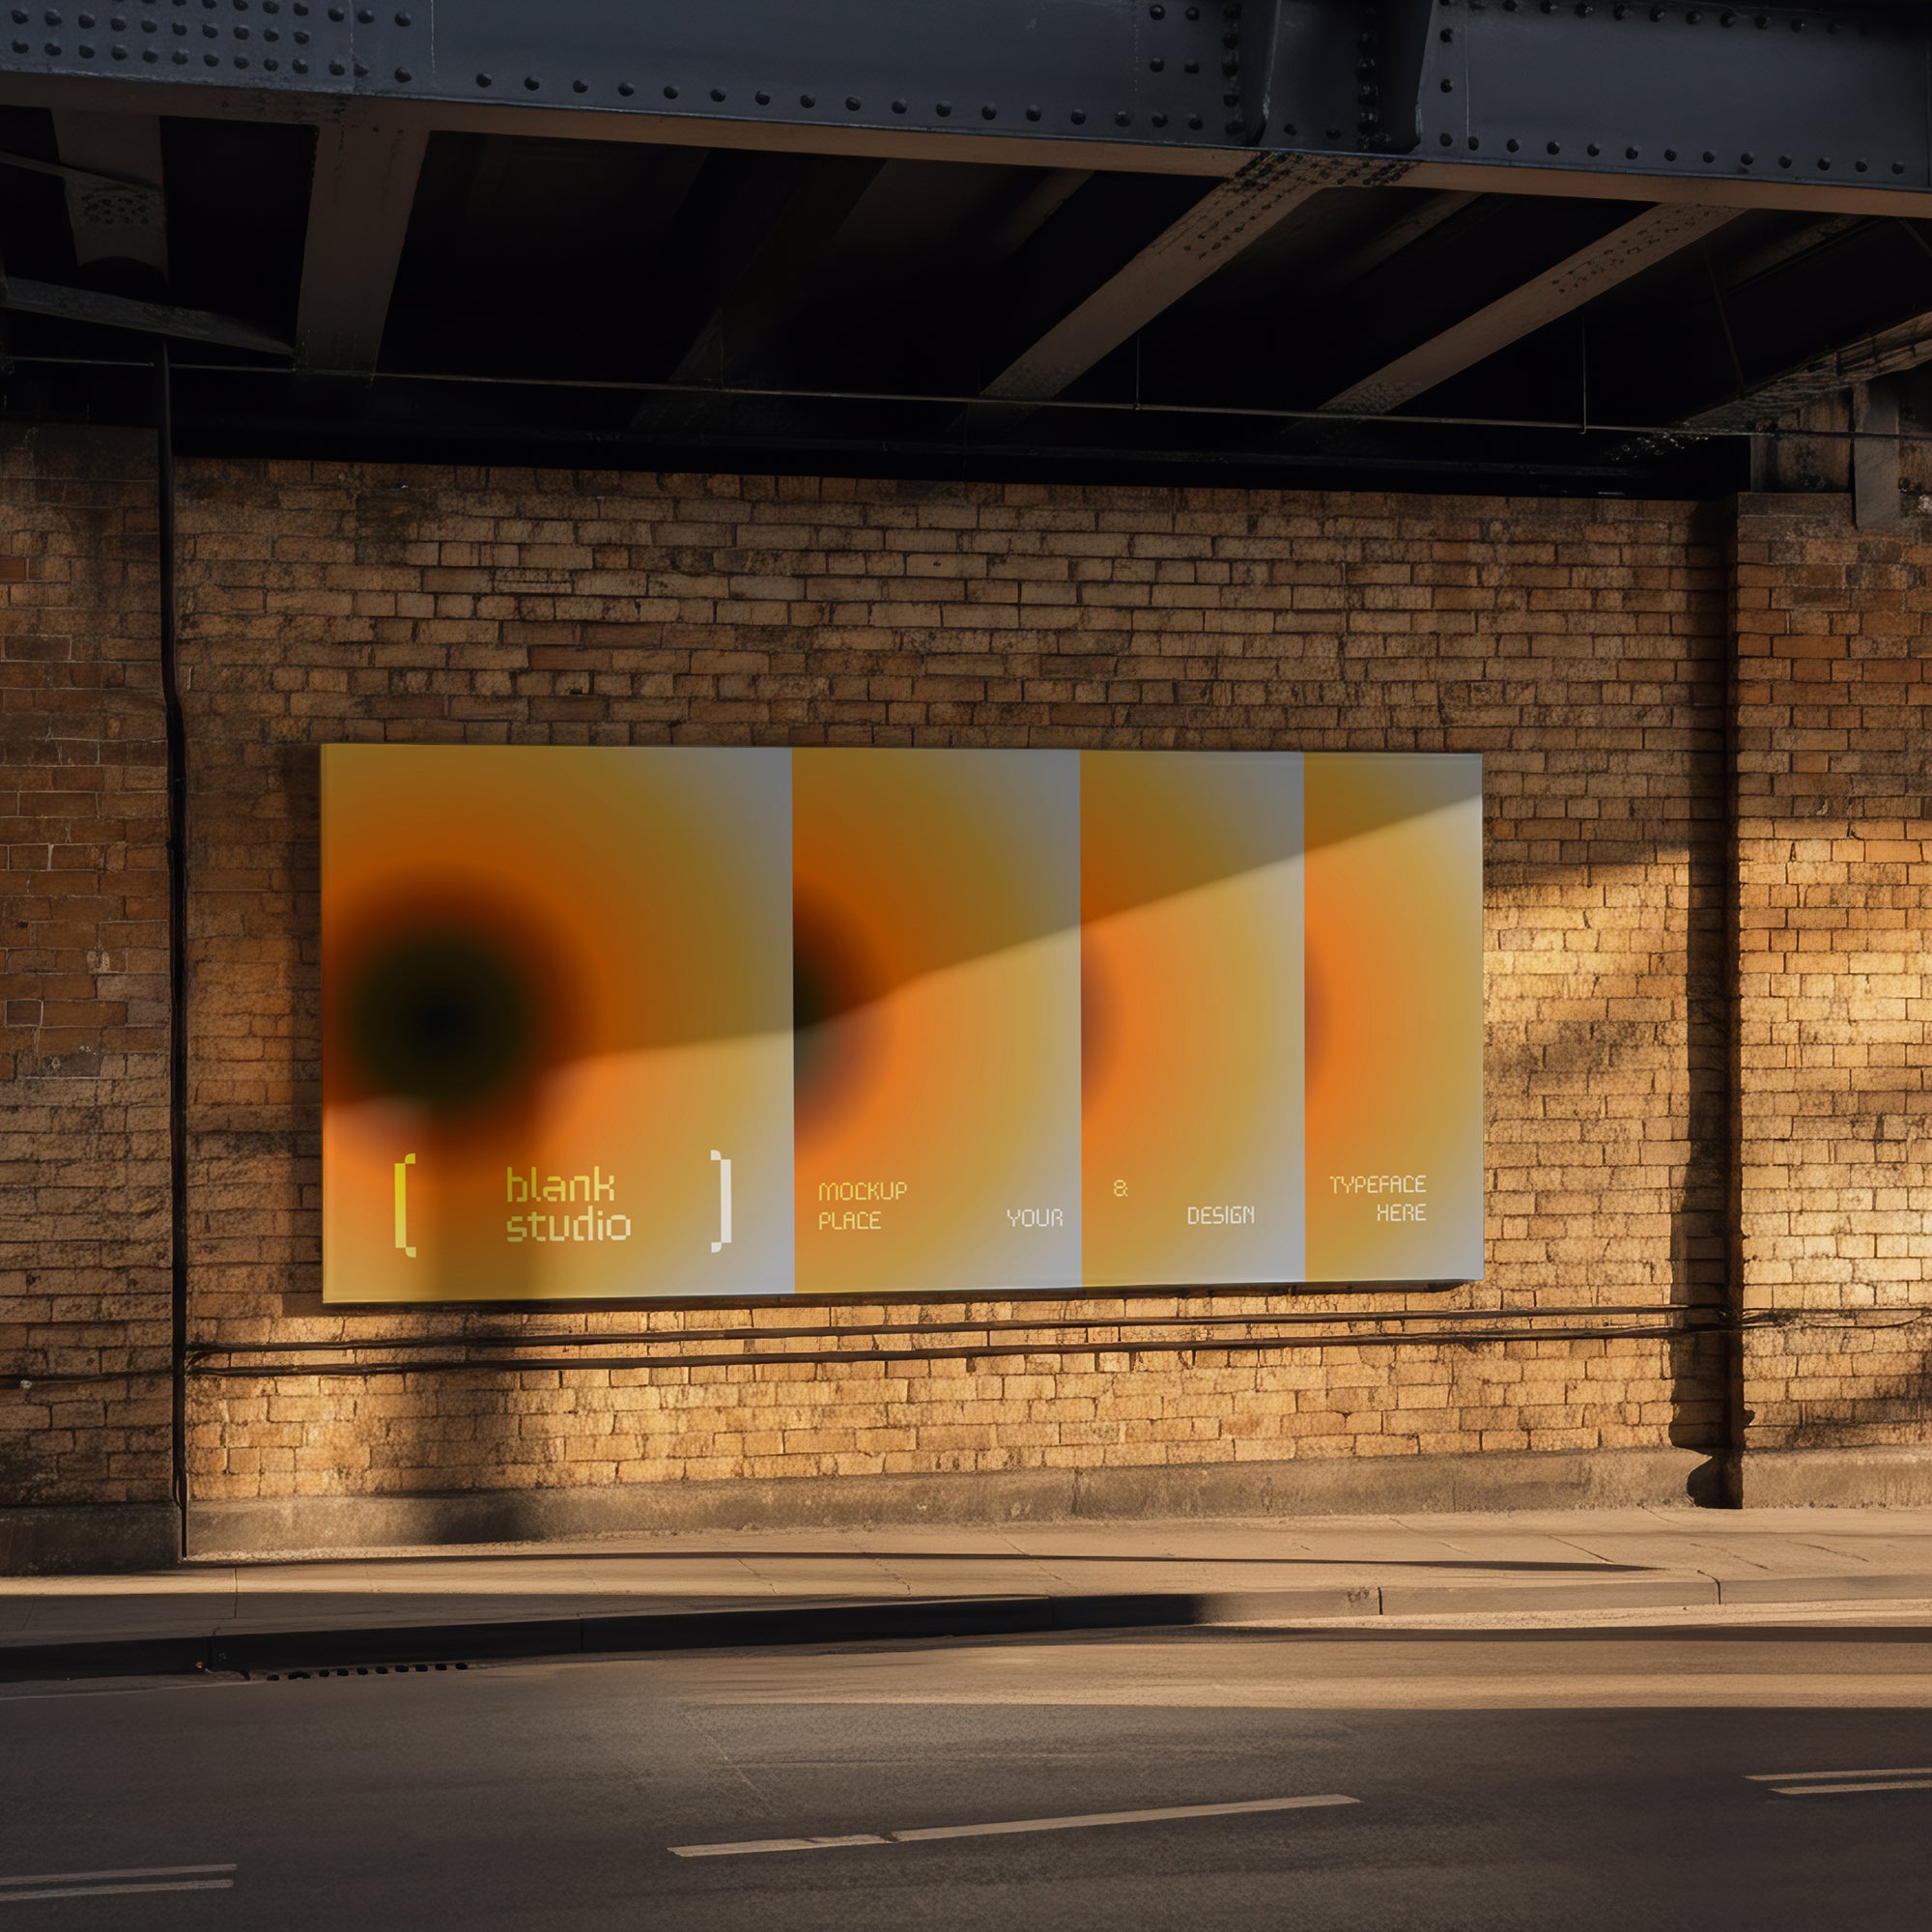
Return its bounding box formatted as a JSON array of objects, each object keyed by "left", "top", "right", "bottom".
[
  {"left": 0, "top": 426, "right": 179, "bottom": 1572},
  {"left": 1734, "top": 494, "right": 1932, "bottom": 1503}
]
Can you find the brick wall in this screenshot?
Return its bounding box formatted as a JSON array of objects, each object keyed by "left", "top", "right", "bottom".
[
  {"left": 0, "top": 426, "right": 173, "bottom": 1509},
  {"left": 1736, "top": 495, "right": 1932, "bottom": 1451},
  {"left": 163, "top": 462, "right": 1731, "bottom": 1509}
]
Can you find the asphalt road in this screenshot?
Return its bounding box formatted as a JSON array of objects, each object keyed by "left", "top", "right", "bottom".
[{"left": 4, "top": 1622, "right": 1931, "bottom": 1931}]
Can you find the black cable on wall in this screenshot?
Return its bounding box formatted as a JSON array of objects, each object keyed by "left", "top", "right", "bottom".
[{"left": 155, "top": 342, "right": 189, "bottom": 1554}]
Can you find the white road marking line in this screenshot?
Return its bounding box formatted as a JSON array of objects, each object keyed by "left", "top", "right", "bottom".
[
  {"left": 670, "top": 1835, "right": 889, "bottom": 1859},
  {"left": 1769, "top": 1779, "right": 1932, "bottom": 1798},
  {"left": 0, "top": 1864, "right": 237, "bottom": 1887},
  {"left": 0, "top": 1881, "right": 234, "bottom": 1904},
  {"left": 669, "top": 1793, "right": 1358, "bottom": 1858},
  {"left": 891, "top": 1794, "right": 1358, "bottom": 1841},
  {"left": 1746, "top": 1767, "right": 1932, "bottom": 1782}
]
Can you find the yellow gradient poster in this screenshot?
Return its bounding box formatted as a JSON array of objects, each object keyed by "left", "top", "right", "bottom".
[{"left": 322, "top": 747, "right": 1481, "bottom": 1300}]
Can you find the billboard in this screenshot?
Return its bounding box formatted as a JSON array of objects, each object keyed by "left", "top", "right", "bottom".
[{"left": 321, "top": 747, "right": 1482, "bottom": 1301}]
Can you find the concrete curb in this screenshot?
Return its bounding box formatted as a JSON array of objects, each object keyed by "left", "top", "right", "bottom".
[{"left": 5, "top": 1570, "right": 1932, "bottom": 1681}]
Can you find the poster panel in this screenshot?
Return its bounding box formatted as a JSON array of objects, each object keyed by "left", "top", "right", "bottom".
[{"left": 321, "top": 746, "right": 1481, "bottom": 1299}]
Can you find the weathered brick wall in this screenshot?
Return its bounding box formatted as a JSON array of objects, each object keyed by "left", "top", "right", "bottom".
[
  {"left": 1736, "top": 495, "right": 1932, "bottom": 1450},
  {"left": 167, "top": 461, "right": 1731, "bottom": 1506},
  {"left": 0, "top": 427, "right": 172, "bottom": 1508}
]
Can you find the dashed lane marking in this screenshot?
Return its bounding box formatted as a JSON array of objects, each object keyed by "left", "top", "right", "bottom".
[
  {"left": 669, "top": 1793, "right": 1359, "bottom": 1858},
  {"left": 0, "top": 1863, "right": 236, "bottom": 1904}
]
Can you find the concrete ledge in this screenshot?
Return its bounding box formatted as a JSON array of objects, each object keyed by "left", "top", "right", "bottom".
[
  {"left": 0, "top": 1505, "right": 180, "bottom": 1577},
  {"left": 1742, "top": 1447, "right": 1932, "bottom": 1508},
  {"left": 183, "top": 1447, "right": 1719, "bottom": 1560}
]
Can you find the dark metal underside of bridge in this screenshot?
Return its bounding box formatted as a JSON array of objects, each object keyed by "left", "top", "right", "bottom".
[{"left": 5, "top": 2, "right": 1932, "bottom": 495}]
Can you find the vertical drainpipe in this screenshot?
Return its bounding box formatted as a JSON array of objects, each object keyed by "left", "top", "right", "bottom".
[
  {"left": 1719, "top": 503, "right": 1746, "bottom": 1509},
  {"left": 155, "top": 342, "right": 189, "bottom": 1556}
]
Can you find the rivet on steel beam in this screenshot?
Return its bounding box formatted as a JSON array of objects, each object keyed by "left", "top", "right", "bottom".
[
  {"left": 1896, "top": 163, "right": 1908, "bottom": 176},
  {"left": 570, "top": 78, "right": 585, "bottom": 93},
  {"left": 1438, "top": 132, "right": 1452, "bottom": 146},
  {"left": 663, "top": 83, "right": 677, "bottom": 98},
  {"left": 1855, "top": 159, "right": 1867, "bottom": 173},
  {"left": 1151, "top": 55, "right": 1163, "bottom": 71},
  {"left": 1187, "top": 114, "right": 1202, "bottom": 128},
  {"left": 753, "top": 88, "right": 767, "bottom": 103},
  {"left": 799, "top": 90, "right": 813, "bottom": 105},
  {"left": 1150, "top": 2, "right": 1163, "bottom": 14},
  {"left": 1282, "top": 119, "right": 1296, "bottom": 134},
  {"left": 1587, "top": 142, "right": 1600, "bottom": 156},
  {"left": 1777, "top": 155, "right": 1791, "bottom": 167},
  {"left": 1701, "top": 149, "right": 1714, "bottom": 161},
  {"left": 1070, "top": 107, "right": 1086, "bottom": 123},
  {"left": 1740, "top": 151, "right": 1753, "bottom": 164},
  {"left": 1506, "top": 137, "right": 1520, "bottom": 151},
  {"left": 709, "top": 87, "right": 724, "bottom": 100},
  {"left": 1026, "top": 104, "right": 1040, "bottom": 121},
  {"left": 1183, "top": 58, "right": 1198, "bottom": 71},
  {"left": 523, "top": 73, "right": 537, "bottom": 90},
  {"left": 617, "top": 81, "right": 633, "bottom": 96},
  {"left": 1440, "top": 77, "right": 1453, "bottom": 90},
  {"left": 392, "top": 63, "right": 407, "bottom": 79},
  {"left": 1625, "top": 145, "right": 1639, "bottom": 158},
  {"left": 892, "top": 98, "right": 907, "bottom": 113},
  {"left": 1186, "top": 3, "right": 1199, "bottom": 16},
  {"left": 848, "top": 95, "right": 863, "bottom": 110},
  {"left": 1663, "top": 147, "right": 1676, "bottom": 160},
  {"left": 1440, "top": 23, "right": 1453, "bottom": 35},
  {"left": 1468, "top": 136, "right": 1481, "bottom": 150},
  {"left": 1151, "top": 111, "right": 1167, "bottom": 127},
  {"left": 936, "top": 99, "right": 952, "bottom": 115},
  {"left": 1817, "top": 157, "right": 1830, "bottom": 170},
  {"left": 1117, "top": 109, "right": 1132, "bottom": 126}
]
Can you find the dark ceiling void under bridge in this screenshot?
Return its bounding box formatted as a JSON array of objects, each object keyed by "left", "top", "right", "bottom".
[{"left": 4, "top": 0, "right": 1932, "bottom": 495}]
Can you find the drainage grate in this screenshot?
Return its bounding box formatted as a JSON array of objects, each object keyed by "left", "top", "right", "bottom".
[{"left": 260, "top": 1662, "right": 471, "bottom": 1681}]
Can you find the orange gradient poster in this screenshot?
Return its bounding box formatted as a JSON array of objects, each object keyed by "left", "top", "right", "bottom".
[{"left": 323, "top": 747, "right": 1481, "bottom": 1300}]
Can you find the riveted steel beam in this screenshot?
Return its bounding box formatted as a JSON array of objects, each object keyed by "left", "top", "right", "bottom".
[
  {"left": 49, "top": 110, "right": 166, "bottom": 271},
  {"left": 1, "top": 2, "right": 1929, "bottom": 219},
  {"left": 1686, "top": 304, "right": 1932, "bottom": 435},
  {"left": 296, "top": 121, "right": 426, "bottom": 370},
  {"left": 1323, "top": 199, "right": 1743, "bottom": 414},
  {"left": 985, "top": 152, "right": 1408, "bottom": 404},
  {"left": 0, "top": 272, "right": 288, "bottom": 353}
]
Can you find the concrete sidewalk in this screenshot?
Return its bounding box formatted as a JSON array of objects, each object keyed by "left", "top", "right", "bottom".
[{"left": 5, "top": 1506, "right": 1932, "bottom": 1679}]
